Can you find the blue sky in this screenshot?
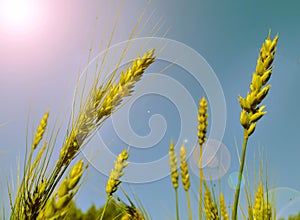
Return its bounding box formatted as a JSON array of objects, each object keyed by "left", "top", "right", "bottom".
[{"left": 0, "top": 0, "right": 300, "bottom": 219}]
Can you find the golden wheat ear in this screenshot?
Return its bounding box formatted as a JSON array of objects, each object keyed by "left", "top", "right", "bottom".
[
  {"left": 58, "top": 49, "right": 155, "bottom": 168},
  {"left": 203, "top": 187, "right": 220, "bottom": 220},
  {"left": 250, "top": 184, "right": 273, "bottom": 220},
  {"left": 232, "top": 31, "right": 279, "bottom": 220},
  {"left": 198, "top": 96, "right": 208, "bottom": 220},
  {"left": 239, "top": 31, "right": 279, "bottom": 136},
  {"left": 99, "top": 149, "right": 129, "bottom": 220},
  {"left": 168, "top": 140, "right": 180, "bottom": 220},
  {"left": 37, "top": 159, "right": 86, "bottom": 219},
  {"left": 105, "top": 149, "right": 129, "bottom": 198},
  {"left": 220, "top": 193, "right": 229, "bottom": 220},
  {"left": 179, "top": 145, "right": 192, "bottom": 220}
]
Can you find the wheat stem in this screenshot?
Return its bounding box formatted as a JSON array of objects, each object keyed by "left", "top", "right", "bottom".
[
  {"left": 99, "top": 197, "right": 109, "bottom": 220},
  {"left": 186, "top": 191, "right": 192, "bottom": 220},
  {"left": 232, "top": 130, "right": 249, "bottom": 220}
]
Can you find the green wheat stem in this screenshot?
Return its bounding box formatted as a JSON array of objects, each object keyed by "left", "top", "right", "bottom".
[
  {"left": 199, "top": 144, "right": 203, "bottom": 220},
  {"left": 232, "top": 129, "right": 249, "bottom": 220},
  {"left": 99, "top": 198, "right": 109, "bottom": 220},
  {"left": 175, "top": 188, "right": 179, "bottom": 220},
  {"left": 186, "top": 191, "right": 192, "bottom": 220}
]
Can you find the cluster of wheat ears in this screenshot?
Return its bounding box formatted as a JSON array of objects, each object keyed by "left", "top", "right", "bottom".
[
  {"left": 169, "top": 30, "right": 278, "bottom": 220},
  {"left": 2, "top": 10, "right": 280, "bottom": 219}
]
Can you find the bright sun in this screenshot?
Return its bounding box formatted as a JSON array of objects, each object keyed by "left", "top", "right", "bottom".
[{"left": 0, "top": 0, "right": 39, "bottom": 33}]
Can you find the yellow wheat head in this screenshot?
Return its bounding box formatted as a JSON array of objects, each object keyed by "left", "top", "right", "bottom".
[
  {"left": 32, "top": 111, "right": 49, "bottom": 150},
  {"left": 198, "top": 97, "right": 208, "bottom": 146},
  {"left": 180, "top": 145, "right": 190, "bottom": 192},
  {"left": 106, "top": 149, "right": 129, "bottom": 198},
  {"left": 204, "top": 188, "right": 220, "bottom": 220},
  {"left": 239, "top": 31, "right": 278, "bottom": 136},
  {"left": 37, "top": 160, "right": 86, "bottom": 219},
  {"left": 169, "top": 140, "right": 179, "bottom": 189},
  {"left": 250, "top": 184, "right": 273, "bottom": 220},
  {"left": 220, "top": 193, "right": 229, "bottom": 220}
]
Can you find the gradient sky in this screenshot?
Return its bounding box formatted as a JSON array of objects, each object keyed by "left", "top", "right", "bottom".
[{"left": 1, "top": 0, "right": 300, "bottom": 219}]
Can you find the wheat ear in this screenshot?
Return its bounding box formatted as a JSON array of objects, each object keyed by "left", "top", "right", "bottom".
[
  {"left": 37, "top": 159, "right": 86, "bottom": 219},
  {"left": 232, "top": 32, "right": 278, "bottom": 220},
  {"left": 58, "top": 49, "right": 155, "bottom": 168},
  {"left": 220, "top": 193, "right": 229, "bottom": 220},
  {"left": 20, "top": 50, "right": 156, "bottom": 220},
  {"left": 198, "top": 97, "right": 208, "bottom": 220},
  {"left": 169, "top": 140, "right": 179, "bottom": 220},
  {"left": 204, "top": 188, "right": 220, "bottom": 220},
  {"left": 99, "top": 149, "right": 129, "bottom": 220},
  {"left": 10, "top": 111, "right": 50, "bottom": 220},
  {"left": 121, "top": 206, "right": 145, "bottom": 220},
  {"left": 179, "top": 145, "right": 192, "bottom": 220},
  {"left": 32, "top": 111, "right": 49, "bottom": 150},
  {"left": 250, "top": 184, "right": 273, "bottom": 220}
]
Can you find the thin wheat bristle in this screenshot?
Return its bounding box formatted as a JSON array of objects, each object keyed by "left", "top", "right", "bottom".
[
  {"left": 169, "top": 140, "right": 178, "bottom": 189},
  {"left": 32, "top": 111, "right": 49, "bottom": 150},
  {"left": 179, "top": 145, "right": 190, "bottom": 191},
  {"left": 106, "top": 149, "right": 129, "bottom": 198}
]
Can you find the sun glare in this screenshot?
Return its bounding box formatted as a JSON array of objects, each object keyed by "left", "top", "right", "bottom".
[{"left": 0, "top": 0, "right": 39, "bottom": 33}]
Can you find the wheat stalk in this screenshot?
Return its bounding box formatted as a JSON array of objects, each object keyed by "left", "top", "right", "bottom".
[
  {"left": 179, "top": 145, "right": 192, "bottom": 220},
  {"left": 169, "top": 140, "right": 179, "bottom": 220},
  {"left": 232, "top": 31, "right": 278, "bottom": 220},
  {"left": 198, "top": 97, "right": 208, "bottom": 220},
  {"left": 99, "top": 149, "right": 129, "bottom": 220}
]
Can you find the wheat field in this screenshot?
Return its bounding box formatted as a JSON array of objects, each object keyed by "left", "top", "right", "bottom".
[{"left": 1, "top": 1, "right": 299, "bottom": 220}]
